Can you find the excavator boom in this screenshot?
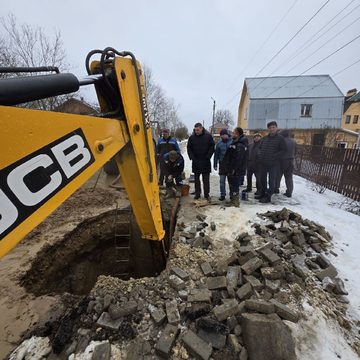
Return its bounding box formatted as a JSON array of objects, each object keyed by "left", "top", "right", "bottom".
[{"left": 0, "top": 49, "right": 165, "bottom": 258}]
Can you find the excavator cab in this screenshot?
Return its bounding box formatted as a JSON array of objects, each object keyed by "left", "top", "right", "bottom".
[{"left": 0, "top": 48, "right": 166, "bottom": 270}]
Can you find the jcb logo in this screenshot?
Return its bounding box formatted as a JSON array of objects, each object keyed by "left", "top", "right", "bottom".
[{"left": 0, "top": 129, "right": 94, "bottom": 240}]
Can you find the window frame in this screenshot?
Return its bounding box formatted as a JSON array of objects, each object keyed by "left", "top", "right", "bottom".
[
  {"left": 353, "top": 115, "right": 359, "bottom": 124},
  {"left": 300, "top": 104, "right": 313, "bottom": 117},
  {"left": 345, "top": 115, "right": 351, "bottom": 124}
]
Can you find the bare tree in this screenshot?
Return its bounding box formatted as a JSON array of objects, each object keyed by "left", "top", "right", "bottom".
[
  {"left": 215, "top": 109, "right": 234, "bottom": 127},
  {"left": 143, "top": 63, "right": 188, "bottom": 136},
  {"left": 175, "top": 124, "right": 189, "bottom": 140},
  {"left": 0, "top": 14, "right": 73, "bottom": 110}
]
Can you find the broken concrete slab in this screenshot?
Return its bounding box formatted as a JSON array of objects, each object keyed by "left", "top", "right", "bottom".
[
  {"left": 333, "top": 278, "right": 348, "bottom": 295},
  {"left": 200, "top": 262, "right": 213, "bottom": 276},
  {"left": 165, "top": 300, "right": 180, "bottom": 325},
  {"left": 149, "top": 305, "right": 166, "bottom": 326},
  {"left": 315, "top": 254, "right": 331, "bottom": 269},
  {"left": 182, "top": 330, "right": 213, "bottom": 360},
  {"left": 196, "top": 316, "right": 229, "bottom": 334},
  {"left": 185, "top": 303, "right": 212, "bottom": 320},
  {"left": 244, "top": 275, "right": 263, "bottom": 291},
  {"left": 226, "top": 266, "right": 241, "bottom": 290},
  {"left": 241, "top": 313, "right": 296, "bottom": 360},
  {"left": 108, "top": 301, "right": 137, "bottom": 320},
  {"left": 96, "top": 312, "right": 122, "bottom": 330},
  {"left": 207, "top": 276, "right": 227, "bottom": 290},
  {"left": 188, "top": 289, "right": 212, "bottom": 303},
  {"left": 264, "top": 279, "right": 280, "bottom": 293},
  {"left": 236, "top": 283, "right": 253, "bottom": 301},
  {"left": 213, "top": 299, "right": 239, "bottom": 321},
  {"left": 269, "top": 299, "right": 299, "bottom": 322},
  {"left": 168, "top": 274, "right": 185, "bottom": 290},
  {"left": 244, "top": 299, "right": 275, "bottom": 314},
  {"left": 241, "top": 257, "right": 263, "bottom": 275},
  {"left": 171, "top": 266, "right": 190, "bottom": 281},
  {"left": 315, "top": 264, "right": 338, "bottom": 281},
  {"left": 228, "top": 334, "right": 242, "bottom": 353},
  {"left": 92, "top": 341, "right": 111, "bottom": 360},
  {"left": 155, "top": 324, "right": 180, "bottom": 358},
  {"left": 260, "top": 266, "right": 285, "bottom": 280},
  {"left": 258, "top": 248, "right": 281, "bottom": 266},
  {"left": 197, "top": 329, "right": 226, "bottom": 350}
]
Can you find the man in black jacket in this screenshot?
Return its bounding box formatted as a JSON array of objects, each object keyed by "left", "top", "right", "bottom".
[
  {"left": 222, "top": 127, "right": 247, "bottom": 207},
  {"left": 257, "top": 121, "right": 286, "bottom": 203},
  {"left": 243, "top": 132, "right": 262, "bottom": 194},
  {"left": 156, "top": 129, "right": 180, "bottom": 186},
  {"left": 187, "top": 123, "right": 215, "bottom": 200},
  {"left": 274, "top": 130, "right": 297, "bottom": 197}
]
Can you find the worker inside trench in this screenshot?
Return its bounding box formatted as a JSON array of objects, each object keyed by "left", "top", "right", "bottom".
[{"left": 20, "top": 204, "right": 175, "bottom": 297}]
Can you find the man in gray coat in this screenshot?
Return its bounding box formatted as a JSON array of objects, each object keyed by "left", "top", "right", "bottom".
[{"left": 275, "top": 130, "right": 297, "bottom": 197}]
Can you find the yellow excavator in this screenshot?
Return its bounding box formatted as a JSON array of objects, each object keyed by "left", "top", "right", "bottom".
[{"left": 0, "top": 47, "right": 166, "bottom": 261}]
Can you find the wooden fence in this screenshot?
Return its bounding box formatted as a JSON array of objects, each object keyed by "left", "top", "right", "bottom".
[{"left": 294, "top": 145, "right": 360, "bottom": 201}]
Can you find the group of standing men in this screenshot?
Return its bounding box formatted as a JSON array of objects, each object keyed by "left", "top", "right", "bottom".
[{"left": 156, "top": 121, "right": 296, "bottom": 207}]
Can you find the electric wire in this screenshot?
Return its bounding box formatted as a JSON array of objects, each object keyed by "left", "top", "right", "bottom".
[
  {"left": 226, "top": 0, "right": 298, "bottom": 92},
  {"left": 262, "top": 33, "right": 360, "bottom": 99},
  {"left": 270, "top": 0, "right": 360, "bottom": 77},
  {"left": 220, "top": 0, "right": 332, "bottom": 108}
]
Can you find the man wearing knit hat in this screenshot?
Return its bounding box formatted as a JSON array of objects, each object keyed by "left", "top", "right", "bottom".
[{"left": 213, "top": 128, "right": 232, "bottom": 201}]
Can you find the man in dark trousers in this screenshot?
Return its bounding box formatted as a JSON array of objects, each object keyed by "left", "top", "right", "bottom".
[
  {"left": 156, "top": 129, "right": 180, "bottom": 186},
  {"left": 243, "top": 132, "right": 262, "bottom": 194},
  {"left": 187, "top": 123, "right": 215, "bottom": 200},
  {"left": 275, "top": 130, "right": 297, "bottom": 197},
  {"left": 222, "top": 127, "right": 247, "bottom": 207},
  {"left": 163, "top": 150, "right": 185, "bottom": 187},
  {"left": 256, "top": 121, "right": 286, "bottom": 203},
  {"left": 238, "top": 129, "right": 249, "bottom": 186},
  {"left": 214, "top": 128, "right": 232, "bottom": 201}
]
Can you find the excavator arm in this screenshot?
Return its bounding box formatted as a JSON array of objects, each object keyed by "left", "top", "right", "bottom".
[{"left": 0, "top": 49, "right": 165, "bottom": 258}]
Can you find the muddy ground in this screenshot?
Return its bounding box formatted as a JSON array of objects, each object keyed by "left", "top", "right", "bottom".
[{"left": 0, "top": 171, "right": 128, "bottom": 359}]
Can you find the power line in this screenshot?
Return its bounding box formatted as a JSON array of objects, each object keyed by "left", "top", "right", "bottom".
[
  {"left": 226, "top": 0, "right": 298, "bottom": 92},
  {"left": 270, "top": 0, "right": 360, "bottom": 76},
  {"left": 253, "top": 0, "right": 331, "bottom": 77},
  {"left": 262, "top": 33, "right": 360, "bottom": 99},
  {"left": 285, "top": 14, "right": 360, "bottom": 75},
  {"left": 220, "top": 0, "right": 331, "bottom": 108}
]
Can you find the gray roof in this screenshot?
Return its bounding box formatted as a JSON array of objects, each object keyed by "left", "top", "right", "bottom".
[{"left": 245, "top": 75, "right": 343, "bottom": 99}]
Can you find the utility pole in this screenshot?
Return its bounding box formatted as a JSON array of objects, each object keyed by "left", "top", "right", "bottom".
[{"left": 211, "top": 97, "right": 216, "bottom": 134}]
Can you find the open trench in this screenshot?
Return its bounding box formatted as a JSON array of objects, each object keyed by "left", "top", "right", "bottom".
[{"left": 21, "top": 204, "right": 173, "bottom": 297}]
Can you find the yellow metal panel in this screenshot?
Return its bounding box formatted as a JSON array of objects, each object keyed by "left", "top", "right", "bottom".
[
  {"left": 114, "top": 58, "right": 165, "bottom": 241},
  {"left": 0, "top": 106, "right": 129, "bottom": 257}
]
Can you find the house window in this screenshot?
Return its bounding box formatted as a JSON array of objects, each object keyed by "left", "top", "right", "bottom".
[
  {"left": 345, "top": 115, "right": 351, "bottom": 124},
  {"left": 337, "top": 141, "right": 347, "bottom": 148},
  {"left": 353, "top": 115, "right": 359, "bottom": 124},
  {"left": 301, "top": 104, "right": 312, "bottom": 117}
]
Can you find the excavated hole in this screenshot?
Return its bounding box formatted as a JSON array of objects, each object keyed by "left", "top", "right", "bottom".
[{"left": 21, "top": 209, "right": 140, "bottom": 296}]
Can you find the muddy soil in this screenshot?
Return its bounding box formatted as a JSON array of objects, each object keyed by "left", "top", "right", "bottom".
[{"left": 0, "top": 172, "right": 129, "bottom": 358}]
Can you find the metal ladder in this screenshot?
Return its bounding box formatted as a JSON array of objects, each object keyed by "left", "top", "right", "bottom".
[{"left": 113, "top": 205, "right": 132, "bottom": 278}]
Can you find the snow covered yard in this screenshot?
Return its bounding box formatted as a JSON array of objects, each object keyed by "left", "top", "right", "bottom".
[{"left": 181, "top": 141, "right": 360, "bottom": 359}]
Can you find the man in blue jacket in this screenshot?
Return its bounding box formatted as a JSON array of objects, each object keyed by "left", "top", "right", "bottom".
[
  {"left": 156, "top": 129, "right": 180, "bottom": 186},
  {"left": 214, "top": 129, "right": 232, "bottom": 201},
  {"left": 222, "top": 127, "right": 247, "bottom": 207}
]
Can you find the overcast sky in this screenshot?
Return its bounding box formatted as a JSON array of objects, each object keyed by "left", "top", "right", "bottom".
[{"left": 2, "top": 0, "right": 360, "bottom": 129}]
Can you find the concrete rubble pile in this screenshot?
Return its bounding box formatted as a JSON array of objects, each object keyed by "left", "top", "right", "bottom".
[{"left": 11, "top": 208, "right": 360, "bottom": 359}]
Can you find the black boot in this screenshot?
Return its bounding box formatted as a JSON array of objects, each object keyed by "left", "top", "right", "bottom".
[
  {"left": 242, "top": 188, "right": 252, "bottom": 193},
  {"left": 255, "top": 193, "right": 265, "bottom": 199},
  {"left": 259, "top": 195, "right": 271, "bottom": 203}
]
